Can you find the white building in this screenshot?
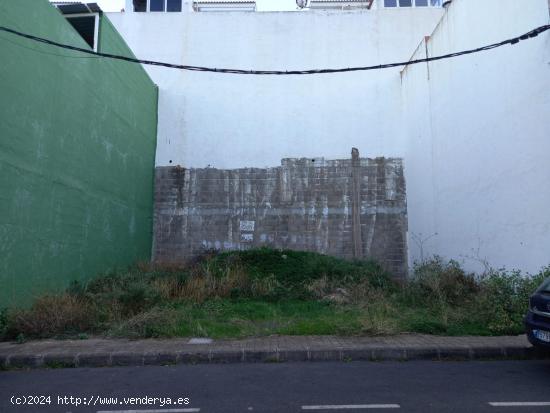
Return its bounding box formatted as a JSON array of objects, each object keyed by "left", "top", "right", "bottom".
[
  {"left": 109, "top": 0, "right": 550, "bottom": 275},
  {"left": 124, "top": 0, "right": 443, "bottom": 12}
]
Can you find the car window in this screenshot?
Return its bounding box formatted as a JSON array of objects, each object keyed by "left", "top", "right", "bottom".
[{"left": 536, "top": 278, "right": 550, "bottom": 292}]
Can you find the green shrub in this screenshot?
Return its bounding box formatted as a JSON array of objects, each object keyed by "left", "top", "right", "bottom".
[
  {"left": 62, "top": 249, "right": 394, "bottom": 306},
  {"left": 117, "top": 281, "right": 162, "bottom": 316},
  {"left": 73, "top": 270, "right": 165, "bottom": 317},
  {"left": 210, "top": 247, "right": 394, "bottom": 299},
  {"left": 406, "top": 257, "right": 478, "bottom": 306},
  {"left": 474, "top": 268, "right": 547, "bottom": 335}
]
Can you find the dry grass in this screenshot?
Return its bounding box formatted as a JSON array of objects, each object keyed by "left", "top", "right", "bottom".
[
  {"left": 251, "top": 274, "right": 281, "bottom": 297},
  {"left": 150, "top": 263, "right": 251, "bottom": 303},
  {"left": 8, "top": 294, "right": 96, "bottom": 338},
  {"left": 151, "top": 277, "right": 186, "bottom": 300},
  {"left": 109, "top": 307, "right": 180, "bottom": 338},
  {"left": 357, "top": 290, "right": 400, "bottom": 335},
  {"left": 184, "top": 264, "right": 249, "bottom": 302},
  {"left": 306, "top": 276, "right": 332, "bottom": 299}
]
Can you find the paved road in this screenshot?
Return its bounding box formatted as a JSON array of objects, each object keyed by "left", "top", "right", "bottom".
[{"left": 1, "top": 361, "right": 550, "bottom": 412}]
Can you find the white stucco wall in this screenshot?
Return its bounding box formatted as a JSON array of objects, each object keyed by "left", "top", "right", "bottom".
[
  {"left": 401, "top": 0, "right": 550, "bottom": 273},
  {"left": 108, "top": 8, "right": 444, "bottom": 168},
  {"left": 109, "top": 0, "right": 549, "bottom": 274}
]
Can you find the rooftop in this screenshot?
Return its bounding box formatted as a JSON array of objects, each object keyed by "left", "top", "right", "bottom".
[{"left": 51, "top": 2, "right": 102, "bottom": 14}]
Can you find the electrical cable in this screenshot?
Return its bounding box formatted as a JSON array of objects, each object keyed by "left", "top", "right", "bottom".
[
  {"left": 0, "top": 33, "right": 101, "bottom": 59},
  {"left": 0, "top": 24, "right": 549, "bottom": 75}
]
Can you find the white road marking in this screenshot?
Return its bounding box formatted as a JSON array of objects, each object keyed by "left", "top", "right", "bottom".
[
  {"left": 97, "top": 409, "right": 200, "bottom": 413},
  {"left": 489, "top": 402, "right": 550, "bottom": 407},
  {"left": 302, "top": 405, "right": 400, "bottom": 410}
]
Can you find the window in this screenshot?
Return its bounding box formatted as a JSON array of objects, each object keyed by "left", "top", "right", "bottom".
[
  {"left": 65, "top": 14, "right": 99, "bottom": 51},
  {"left": 384, "top": 0, "right": 440, "bottom": 6},
  {"left": 150, "top": 0, "right": 165, "bottom": 11},
  {"left": 133, "top": 0, "right": 183, "bottom": 11},
  {"left": 193, "top": 1, "right": 255, "bottom": 12},
  {"left": 133, "top": 0, "right": 147, "bottom": 11},
  {"left": 167, "top": 0, "right": 182, "bottom": 11}
]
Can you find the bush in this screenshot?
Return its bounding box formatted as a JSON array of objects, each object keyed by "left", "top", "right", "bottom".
[
  {"left": 117, "top": 281, "right": 163, "bottom": 316},
  {"left": 209, "top": 248, "right": 394, "bottom": 299},
  {"left": 407, "top": 257, "right": 478, "bottom": 306},
  {"left": 6, "top": 295, "right": 97, "bottom": 339},
  {"left": 75, "top": 270, "right": 166, "bottom": 317},
  {"left": 474, "top": 268, "right": 548, "bottom": 335}
]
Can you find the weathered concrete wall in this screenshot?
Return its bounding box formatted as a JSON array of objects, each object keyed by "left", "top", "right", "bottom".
[{"left": 154, "top": 154, "right": 408, "bottom": 278}]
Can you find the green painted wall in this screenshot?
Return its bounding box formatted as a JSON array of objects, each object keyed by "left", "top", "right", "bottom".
[{"left": 0, "top": 0, "right": 158, "bottom": 307}]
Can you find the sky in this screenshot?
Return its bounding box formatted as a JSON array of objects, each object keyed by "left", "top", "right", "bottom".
[
  {"left": 83, "top": 0, "right": 296, "bottom": 12},
  {"left": 91, "top": 0, "right": 124, "bottom": 11}
]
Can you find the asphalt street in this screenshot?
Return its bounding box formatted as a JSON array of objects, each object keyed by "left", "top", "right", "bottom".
[{"left": 1, "top": 360, "right": 550, "bottom": 413}]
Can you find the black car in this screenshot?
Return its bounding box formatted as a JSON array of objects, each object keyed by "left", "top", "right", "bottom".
[{"left": 524, "top": 277, "right": 550, "bottom": 349}]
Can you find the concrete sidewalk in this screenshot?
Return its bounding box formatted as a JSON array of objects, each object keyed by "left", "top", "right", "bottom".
[{"left": 0, "top": 334, "right": 547, "bottom": 369}]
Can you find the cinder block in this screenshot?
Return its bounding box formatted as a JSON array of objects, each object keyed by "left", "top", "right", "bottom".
[{"left": 153, "top": 157, "right": 408, "bottom": 278}]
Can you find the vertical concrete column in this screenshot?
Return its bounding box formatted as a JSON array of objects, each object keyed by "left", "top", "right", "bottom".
[{"left": 351, "top": 148, "right": 363, "bottom": 259}]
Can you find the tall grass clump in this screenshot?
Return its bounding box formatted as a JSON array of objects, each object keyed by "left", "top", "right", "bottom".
[{"left": 4, "top": 294, "right": 97, "bottom": 339}]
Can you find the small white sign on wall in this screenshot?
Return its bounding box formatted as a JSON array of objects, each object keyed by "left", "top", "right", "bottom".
[
  {"left": 240, "top": 220, "right": 255, "bottom": 232},
  {"left": 241, "top": 233, "right": 254, "bottom": 243}
]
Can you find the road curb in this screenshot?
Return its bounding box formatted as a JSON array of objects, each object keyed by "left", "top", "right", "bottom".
[{"left": 1, "top": 344, "right": 548, "bottom": 369}]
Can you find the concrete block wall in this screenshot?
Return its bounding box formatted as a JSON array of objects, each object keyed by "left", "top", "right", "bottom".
[{"left": 153, "top": 153, "right": 408, "bottom": 278}]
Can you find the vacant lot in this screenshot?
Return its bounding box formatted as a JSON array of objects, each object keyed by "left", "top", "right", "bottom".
[{"left": 1, "top": 248, "right": 548, "bottom": 341}]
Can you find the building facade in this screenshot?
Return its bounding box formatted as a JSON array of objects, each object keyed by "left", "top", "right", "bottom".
[
  {"left": 107, "top": 0, "right": 550, "bottom": 276},
  {"left": 124, "top": 0, "right": 443, "bottom": 12}
]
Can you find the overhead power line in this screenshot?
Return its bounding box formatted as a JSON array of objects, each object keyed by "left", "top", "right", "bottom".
[{"left": 0, "top": 24, "right": 549, "bottom": 75}]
